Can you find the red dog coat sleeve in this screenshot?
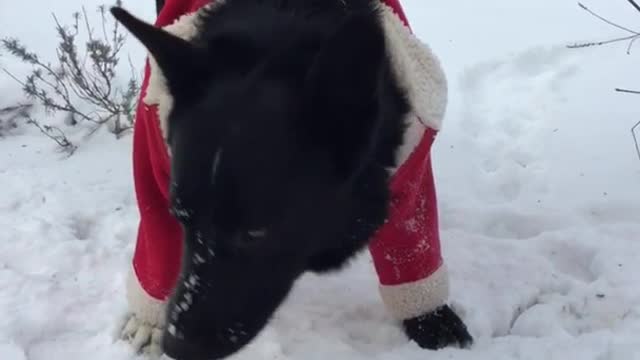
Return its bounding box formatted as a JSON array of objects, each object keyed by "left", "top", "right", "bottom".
[{"left": 129, "top": 0, "right": 449, "bottom": 323}]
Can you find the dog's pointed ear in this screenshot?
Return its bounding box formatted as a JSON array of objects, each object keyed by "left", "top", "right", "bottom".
[
  {"left": 303, "top": 9, "right": 388, "bottom": 179},
  {"left": 111, "top": 7, "right": 208, "bottom": 98}
]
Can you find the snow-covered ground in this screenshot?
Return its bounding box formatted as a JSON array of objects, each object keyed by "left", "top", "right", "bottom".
[{"left": 1, "top": 0, "right": 640, "bottom": 359}]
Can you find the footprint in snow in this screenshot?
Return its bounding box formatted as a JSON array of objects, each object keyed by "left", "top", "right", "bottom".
[{"left": 457, "top": 45, "right": 581, "bottom": 204}]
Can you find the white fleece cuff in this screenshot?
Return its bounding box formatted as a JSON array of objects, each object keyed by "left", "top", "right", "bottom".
[
  {"left": 126, "top": 265, "right": 168, "bottom": 327},
  {"left": 378, "top": 264, "right": 450, "bottom": 320}
]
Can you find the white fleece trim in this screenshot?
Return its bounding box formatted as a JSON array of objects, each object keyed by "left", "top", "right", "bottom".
[
  {"left": 126, "top": 265, "right": 168, "bottom": 327},
  {"left": 142, "top": 1, "right": 448, "bottom": 164},
  {"left": 389, "top": 113, "right": 430, "bottom": 173},
  {"left": 144, "top": 2, "right": 220, "bottom": 142},
  {"left": 378, "top": 264, "right": 450, "bottom": 320},
  {"left": 377, "top": 3, "right": 448, "bottom": 168},
  {"left": 378, "top": 3, "right": 447, "bottom": 131}
]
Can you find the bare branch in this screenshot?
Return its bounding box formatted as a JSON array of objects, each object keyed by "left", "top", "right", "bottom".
[
  {"left": 633, "top": 120, "right": 640, "bottom": 161},
  {"left": 572, "top": 2, "right": 640, "bottom": 164},
  {"left": 0, "top": 1, "right": 140, "bottom": 152},
  {"left": 567, "top": 34, "right": 640, "bottom": 49},
  {"left": 627, "top": 35, "right": 640, "bottom": 54},
  {"left": 568, "top": 3, "right": 640, "bottom": 52},
  {"left": 626, "top": 0, "right": 640, "bottom": 13},
  {"left": 578, "top": 2, "right": 639, "bottom": 34},
  {"left": 616, "top": 88, "right": 640, "bottom": 94},
  {"left": 24, "top": 114, "right": 77, "bottom": 154},
  {"left": 0, "top": 103, "right": 32, "bottom": 115},
  {"left": 2, "top": 68, "right": 26, "bottom": 86},
  {"left": 0, "top": 103, "right": 33, "bottom": 136}
]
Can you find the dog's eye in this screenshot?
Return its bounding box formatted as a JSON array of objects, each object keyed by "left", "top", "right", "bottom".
[
  {"left": 247, "top": 229, "right": 267, "bottom": 239},
  {"left": 236, "top": 228, "right": 268, "bottom": 250}
]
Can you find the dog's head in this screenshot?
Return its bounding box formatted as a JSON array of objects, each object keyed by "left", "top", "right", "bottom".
[{"left": 113, "top": 6, "right": 396, "bottom": 359}]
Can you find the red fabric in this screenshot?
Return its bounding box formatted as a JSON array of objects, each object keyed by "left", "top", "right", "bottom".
[
  {"left": 132, "top": 0, "right": 212, "bottom": 299},
  {"left": 131, "top": 0, "right": 443, "bottom": 301},
  {"left": 366, "top": 0, "right": 444, "bottom": 286},
  {"left": 367, "top": 128, "right": 443, "bottom": 285}
]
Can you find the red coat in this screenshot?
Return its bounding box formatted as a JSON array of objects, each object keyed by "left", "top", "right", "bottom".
[{"left": 128, "top": 0, "right": 449, "bottom": 324}]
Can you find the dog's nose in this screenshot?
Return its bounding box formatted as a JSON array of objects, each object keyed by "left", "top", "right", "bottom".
[
  {"left": 162, "top": 330, "right": 210, "bottom": 360},
  {"left": 163, "top": 328, "right": 242, "bottom": 360}
]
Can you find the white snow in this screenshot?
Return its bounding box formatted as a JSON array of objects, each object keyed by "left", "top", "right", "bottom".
[{"left": 1, "top": 0, "right": 640, "bottom": 359}]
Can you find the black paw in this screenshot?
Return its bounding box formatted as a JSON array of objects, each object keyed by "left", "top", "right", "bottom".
[{"left": 402, "top": 305, "right": 473, "bottom": 350}]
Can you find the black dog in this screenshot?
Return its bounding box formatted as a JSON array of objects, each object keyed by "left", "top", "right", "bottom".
[{"left": 112, "top": 1, "right": 471, "bottom": 358}]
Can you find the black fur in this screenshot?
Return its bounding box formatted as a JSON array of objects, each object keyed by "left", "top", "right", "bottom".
[{"left": 112, "top": 1, "right": 422, "bottom": 358}]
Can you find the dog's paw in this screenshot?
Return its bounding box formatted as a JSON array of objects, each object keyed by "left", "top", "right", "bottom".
[
  {"left": 118, "top": 312, "right": 164, "bottom": 358},
  {"left": 402, "top": 305, "right": 473, "bottom": 350}
]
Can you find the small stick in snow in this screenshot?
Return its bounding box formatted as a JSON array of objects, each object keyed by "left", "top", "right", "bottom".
[
  {"left": 569, "top": 2, "right": 640, "bottom": 53},
  {"left": 615, "top": 88, "right": 640, "bottom": 94},
  {"left": 626, "top": 0, "right": 640, "bottom": 14},
  {"left": 632, "top": 120, "right": 640, "bottom": 161}
]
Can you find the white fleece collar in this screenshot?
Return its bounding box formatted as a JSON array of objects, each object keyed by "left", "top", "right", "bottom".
[{"left": 143, "top": 1, "right": 447, "bottom": 168}]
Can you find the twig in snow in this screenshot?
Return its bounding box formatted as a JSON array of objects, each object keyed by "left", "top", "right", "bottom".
[
  {"left": 633, "top": 121, "right": 640, "bottom": 161},
  {"left": 0, "top": 103, "right": 32, "bottom": 116},
  {"left": 615, "top": 88, "right": 640, "bottom": 94},
  {"left": 578, "top": 2, "right": 638, "bottom": 34},
  {"left": 570, "top": 2, "right": 640, "bottom": 163},
  {"left": 0, "top": 103, "right": 33, "bottom": 136},
  {"left": 567, "top": 34, "right": 639, "bottom": 50},
  {"left": 626, "top": 0, "right": 640, "bottom": 13},
  {"left": 568, "top": 2, "right": 640, "bottom": 53},
  {"left": 617, "top": 89, "right": 640, "bottom": 161},
  {"left": 23, "top": 114, "right": 77, "bottom": 155}
]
